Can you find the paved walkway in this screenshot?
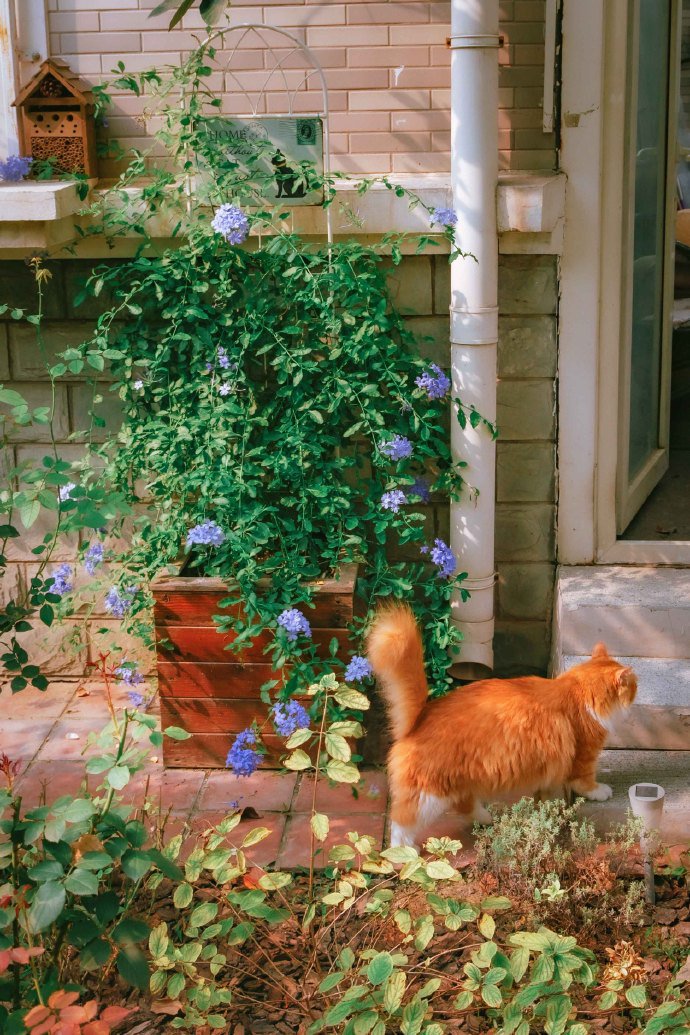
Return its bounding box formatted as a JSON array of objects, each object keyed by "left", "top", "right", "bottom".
[{"left": 2, "top": 681, "right": 688, "bottom": 868}]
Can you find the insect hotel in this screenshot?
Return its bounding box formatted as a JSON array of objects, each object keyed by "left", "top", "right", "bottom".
[{"left": 13, "top": 59, "right": 97, "bottom": 178}]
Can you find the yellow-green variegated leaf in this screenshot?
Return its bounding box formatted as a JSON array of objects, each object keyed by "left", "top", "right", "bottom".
[
  {"left": 325, "top": 732, "right": 351, "bottom": 761},
  {"left": 326, "top": 759, "right": 360, "bottom": 783},
  {"left": 283, "top": 749, "right": 312, "bottom": 771},
  {"left": 311, "top": 813, "right": 330, "bottom": 842},
  {"left": 334, "top": 686, "right": 370, "bottom": 710},
  {"left": 285, "top": 727, "right": 312, "bottom": 749}
]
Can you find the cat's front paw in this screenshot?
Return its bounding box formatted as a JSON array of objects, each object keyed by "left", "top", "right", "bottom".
[
  {"left": 472, "top": 803, "right": 493, "bottom": 825},
  {"left": 584, "top": 783, "right": 613, "bottom": 802}
]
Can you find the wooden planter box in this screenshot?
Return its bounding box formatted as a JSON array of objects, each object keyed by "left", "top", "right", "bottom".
[{"left": 151, "top": 564, "right": 359, "bottom": 768}]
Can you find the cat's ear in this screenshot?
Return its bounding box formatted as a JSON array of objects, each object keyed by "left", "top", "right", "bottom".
[
  {"left": 592, "top": 642, "right": 609, "bottom": 659},
  {"left": 615, "top": 666, "right": 636, "bottom": 690}
]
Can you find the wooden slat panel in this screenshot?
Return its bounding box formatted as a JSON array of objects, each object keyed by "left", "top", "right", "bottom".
[
  {"left": 161, "top": 698, "right": 271, "bottom": 734},
  {"left": 158, "top": 662, "right": 280, "bottom": 699},
  {"left": 155, "top": 625, "right": 351, "bottom": 663},
  {"left": 152, "top": 564, "right": 357, "bottom": 600},
  {"left": 153, "top": 591, "right": 354, "bottom": 628},
  {"left": 163, "top": 732, "right": 292, "bottom": 769}
]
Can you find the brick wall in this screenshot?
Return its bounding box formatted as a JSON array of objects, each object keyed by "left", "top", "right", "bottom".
[
  {"left": 1, "top": 251, "right": 558, "bottom": 678},
  {"left": 45, "top": 0, "right": 555, "bottom": 176}
]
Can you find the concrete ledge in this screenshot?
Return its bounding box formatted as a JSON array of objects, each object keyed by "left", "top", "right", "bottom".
[
  {"left": 0, "top": 181, "right": 84, "bottom": 221},
  {"left": 0, "top": 171, "right": 567, "bottom": 257}
]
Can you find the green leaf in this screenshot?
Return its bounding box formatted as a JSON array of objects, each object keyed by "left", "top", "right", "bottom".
[
  {"left": 625, "top": 985, "right": 647, "bottom": 1008},
  {"left": 325, "top": 731, "right": 351, "bottom": 761},
  {"left": 121, "top": 849, "right": 153, "bottom": 882},
  {"left": 367, "top": 951, "right": 394, "bottom": 986},
  {"left": 173, "top": 882, "right": 194, "bottom": 908},
  {"left": 400, "top": 999, "right": 426, "bottom": 1035},
  {"left": 334, "top": 686, "right": 370, "bottom": 710},
  {"left": 383, "top": 970, "right": 406, "bottom": 1013},
  {"left": 227, "top": 921, "right": 254, "bottom": 945},
  {"left": 80, "top": 937, "right": 111, "bottom": 971},
  {"left": 112, "top": 918, "right": 150, "bottom": 945},
  {"left": 64, "top": 798, "right": 95, "bottom": 823},
  {"left": 480, "top": 896, "right": 512, "bottom": 911},
  {"left": 311, "top": 812, "right": 329, "bottom": 842},
  {"left": 107, "top": 765, "right": 131, "bottom": 789},
  {"left": 285, "top": 727, "right": 311, "bottom": 749},
  {"left": 284, "top": 749, "right": 312, "bottom": 771},
  {"left": 425, "top": 859, "right": 457, "bottom": 880},
  {"left": 381, "top": 846, "right": 419, "bottom": 865},
  {"left": 116, "top": 946, "right": 150, "bottom": 989},
  {"left": 190, "top": 901, "right": 218, "bottom": 928},
  {"left": 545, "top": 995, "right": 572, "bottom": 1035},
  {"left": 326, "top": 759, "right": 360, "bottom": 784},
  {"left": 481, "top": 983, "right": 503, "bottom": 1008},
  {"left": 26, "top": 880, "right": 66, "bottom": 933},
  {"left": 64, "top": 868, "right": 99, "bottom": 896},
  {"left": 478, "top": 913, "right": 496, "bottom": 939},
  {"left": 149, "top": 922, "right": 169, "bottom": 958},
  {"left": 510, "top": 946, "right": 530, "bottom": 982},
  {"left": 163, "top": 725, "right": 192, "bottom": 740},
  {"left": 241, "top": 827, "right": 271, "bottom": 848},
  {"left": 454, "top": 991, "right": 473, "bottom": 1010},
  {"left": 598, "top": 990, "right": 618, "bottom": 1010}
]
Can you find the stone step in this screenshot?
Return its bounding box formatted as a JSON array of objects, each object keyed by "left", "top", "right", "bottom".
[
  {"left": 553, "top": 565, "right": 690, "bottom": 660},
  {"left": 558, "top": 656, "right": 690, "bottom": 750},
  {"left": 583, "top": 749, "right": 690, "bottom": 843}
]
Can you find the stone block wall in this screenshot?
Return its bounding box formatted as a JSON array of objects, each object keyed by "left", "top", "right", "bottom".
[{"left": 1, "top": 251, "right": 558, "bottom": 679}]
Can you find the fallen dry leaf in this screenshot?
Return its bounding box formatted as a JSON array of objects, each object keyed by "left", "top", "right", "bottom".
[
  {"left": 673, "top": 955, "right": 690, "bottom": 984},
  {"left": 150, "top": 1000, "right": 183, "bottom": 1016}
]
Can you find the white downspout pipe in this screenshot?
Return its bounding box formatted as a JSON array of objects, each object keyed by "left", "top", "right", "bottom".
[{"left": 448, "top": 0, "right": 499, "bottom": 678}]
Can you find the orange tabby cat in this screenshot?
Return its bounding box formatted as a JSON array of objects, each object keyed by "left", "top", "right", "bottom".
[{"left": 366, "top": 604, "right": 637, "bottom": 848}]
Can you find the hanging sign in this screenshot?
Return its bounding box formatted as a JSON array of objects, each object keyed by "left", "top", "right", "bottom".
[{"left": 202, "top": 115, "right": 324, "bottom": 205}]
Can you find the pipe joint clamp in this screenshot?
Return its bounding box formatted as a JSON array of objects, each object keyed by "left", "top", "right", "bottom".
[{"left": 447, "top": 34, "right": 503, "bottom": 50}]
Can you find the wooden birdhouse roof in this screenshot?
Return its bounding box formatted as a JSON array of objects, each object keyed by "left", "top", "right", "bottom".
[{"left": 12, "top": 59, "right": 93, "bottom": 107}]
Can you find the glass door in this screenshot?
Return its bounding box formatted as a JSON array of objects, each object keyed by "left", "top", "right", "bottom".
[{"left": 617, "top": 0, "right": 678, "bottom": 533}]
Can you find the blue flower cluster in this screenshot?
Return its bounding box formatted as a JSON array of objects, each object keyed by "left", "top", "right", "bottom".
[
  {"left": 0, "top": 155, "right": 32, "bottom": 182},
  {"left": 58, "top": 482, "right": 76, "bottom": 503},
  {"left": 226, "top": 728, "right": 261, "bottom": 777},
  {"left": 211, "top": 204, "right": 249, "bottom": 245},
  {"left": 104, "top": 584, "right": 138, "bottom": 618},
  {"left": 218, "top": 346, "right": 231, "bottom": 369},
  {"left": 421, "top": 538, "right": 457, "bottom": 578},
  {"left": 410, "top": 477, "right": 431, "bottom": 503},
  {"left": 431, "top": 207, "right": 458, "bottom": 229},
  {"left": 127, "top": 690, "right": 146, "bottom": 709},
  {"left": 186, "top": 520, "right": 225, "bottom": 548},
  {"left": 380, "top": 435, "right": 413, "bottom": 461},
  {"left": 381, "top": 489, "right": 407, "bottom": 514},
  {"left": 218, "top": 382, "right": 233, "bottom": 397},
  {"left": 272, "top": 699, "right": 310, "bottom": 737},
  {"left": 277, "top": 608, "right": 312, "bottom": 641},
  {"left": 115, "top": 662, "right": 145, "bottom": 687},
  {"left": 84, "top": 542, "right": 104, "bottom": 576},
  {"left": 49, "top": 564, "right": 73, "bottom": 596},
  {"left": 416, "top": 363, "right": 451, "bottom": 400},
  {"left": 344, "top": 655, "right": 373, "bottom": 682}
]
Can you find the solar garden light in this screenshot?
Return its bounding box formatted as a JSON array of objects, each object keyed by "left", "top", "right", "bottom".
[{"left": 628, "top": 783, "right": 665, "bottom": 904}]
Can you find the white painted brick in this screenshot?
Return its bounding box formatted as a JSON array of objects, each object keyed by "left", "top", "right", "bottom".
[{"left": 49, "top": 11, "right": 99, "bottom": 31}]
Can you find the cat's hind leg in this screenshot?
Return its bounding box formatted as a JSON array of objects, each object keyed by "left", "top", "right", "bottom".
[{"left": 389, "top": 790, "right": 448, "bottom": 848}]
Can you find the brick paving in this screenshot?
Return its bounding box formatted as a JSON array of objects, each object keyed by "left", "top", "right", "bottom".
[
  {"left": 1, "top": 681, "right": 392, "bottom": 869},
  {"left": 3, "top": 681, "right": 689, "bottom": 869}
]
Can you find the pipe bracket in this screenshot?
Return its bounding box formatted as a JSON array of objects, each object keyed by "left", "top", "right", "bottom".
[{"left": 446, "top": 34, "right": 503, "bottom": 49}]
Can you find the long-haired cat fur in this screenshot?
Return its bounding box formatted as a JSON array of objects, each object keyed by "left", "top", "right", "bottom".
[{"left": 367, "top": 604, "right": 637, "bottom": 848}]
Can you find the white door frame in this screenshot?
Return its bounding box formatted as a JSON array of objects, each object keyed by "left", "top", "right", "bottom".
[{"left": 559, "top": 0, "right": 690, "bottom": 566}]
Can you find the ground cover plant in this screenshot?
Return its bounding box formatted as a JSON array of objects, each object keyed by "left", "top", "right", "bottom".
[{"left": 1, "top": 678, "right": 689, "bottom": 1034}]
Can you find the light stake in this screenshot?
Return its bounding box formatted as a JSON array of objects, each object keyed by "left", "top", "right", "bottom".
[{"left": 628, "top": 783, "right": 665, "bottom": 905}]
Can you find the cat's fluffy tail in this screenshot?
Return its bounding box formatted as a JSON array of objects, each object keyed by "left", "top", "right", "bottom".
[{"left": 366, "top": 604, "right": 429, "bottom": 741}]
